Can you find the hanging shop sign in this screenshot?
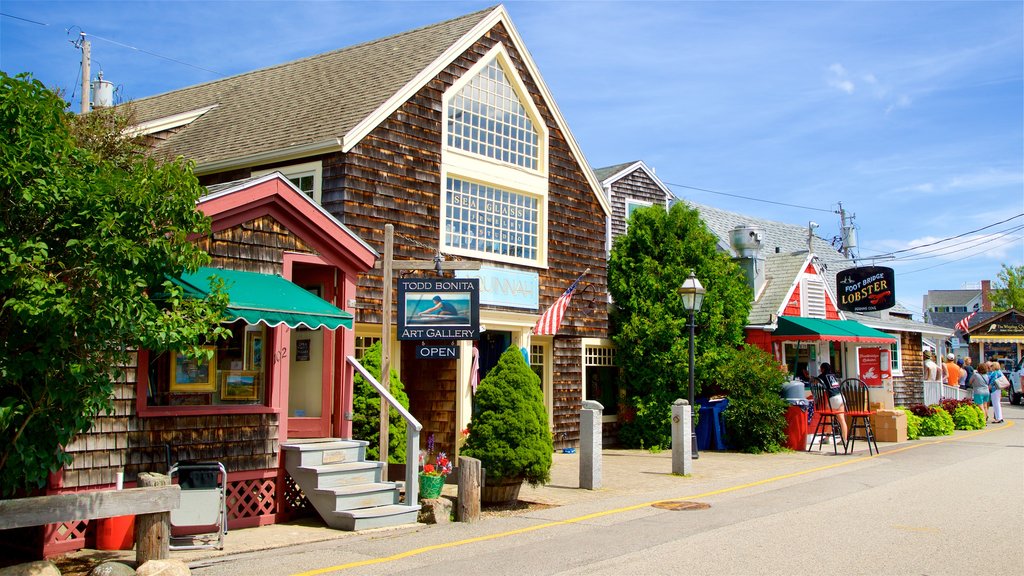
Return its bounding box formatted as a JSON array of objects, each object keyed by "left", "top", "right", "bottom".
[
  {"left": 416, "top": 344, "right": 460, "bottom": 359},
  {"left": 398, "top": 278, "right": 479, "bottom": 341},
  {"left": 836, "top": 266, "right": 895, "bottom": 312}
]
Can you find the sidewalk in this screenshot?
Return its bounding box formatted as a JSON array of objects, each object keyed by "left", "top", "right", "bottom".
[{"left": 58, "top": 437, "right": 899, "bottom": 570}]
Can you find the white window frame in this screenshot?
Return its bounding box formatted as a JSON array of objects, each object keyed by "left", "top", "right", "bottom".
[
  {"left": 441, "top": 43, "right": 549, "bottom": 268},
  {"left": 442, "top": 176, "right": 542, "bottom": 265},
  {"left": 889, "top": 336, "right": 903, "bottom": 376},
  {"left": 624, "top": 198, "right": 652, "bottom": 230},
  {"left": 252, "top": 160, "right": 323, "bottom": 204},
  {"left": 529, "top": 340, "right": 554, "bottom": 431},
  {"left": 582, "top": 338, "right": 618, "bottom": 423}
]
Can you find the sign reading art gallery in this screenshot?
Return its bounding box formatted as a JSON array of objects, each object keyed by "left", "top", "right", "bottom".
[
  {"left": 836, "top": 266, "right": 895, "bottom": 312},
  {"left": 397, "top": 278, "right": 479, "bottom": 341}
]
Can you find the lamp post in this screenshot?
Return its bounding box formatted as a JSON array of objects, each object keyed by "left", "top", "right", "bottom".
[{"left": 679, "top": 271, "right": 706, "bottom": 459}]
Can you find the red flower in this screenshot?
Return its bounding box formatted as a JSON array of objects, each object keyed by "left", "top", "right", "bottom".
[{"left": 423, "top": 464, "right": 435, "bottom": 474}]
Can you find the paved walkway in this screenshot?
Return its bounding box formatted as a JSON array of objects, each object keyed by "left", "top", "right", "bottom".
[{"left": 60, "top": 435, "right": 900, "bottom": 569}]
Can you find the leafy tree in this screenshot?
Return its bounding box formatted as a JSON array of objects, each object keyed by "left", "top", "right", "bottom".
[
  {"left": 461, "top": 346, "right": 552, "bottom": 486},
  {"left": 351, "top": 342, "right": 410, "bottom": 463},
  {"left": 714, "top": 345, "right": 789, "bottom": 453},
  {"left": 990, "top": 264, "right": 1024, "bottom": 311},
  {"left": 608, "top": 202, "right": 752, "bottom": 449},
  {"left": 0, "top": 73, "right": 226, "bottom": 496}
]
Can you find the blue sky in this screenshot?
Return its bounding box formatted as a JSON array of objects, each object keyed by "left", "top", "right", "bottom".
[{"left": 2, "top": 1, "right": 1022, "bottom": 319}]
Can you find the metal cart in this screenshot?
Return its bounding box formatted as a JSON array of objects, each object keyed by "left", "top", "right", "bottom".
[{"left": 168, "top": 461, "right": 227, "bottom": 551}]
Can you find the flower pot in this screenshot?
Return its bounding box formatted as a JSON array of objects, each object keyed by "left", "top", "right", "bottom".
[
  {"left": 419, "top": 473, "right": 445, "bottom": 500},
  {"left": 481, "top": 477, "right": 523, "bottom": 505}
]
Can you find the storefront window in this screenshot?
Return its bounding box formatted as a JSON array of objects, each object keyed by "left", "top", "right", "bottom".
[
  {"left": 146, "top": 320, "right": 266, "bottom": 407},
  {"left": 585, "top": 345, "right": 618, "bottom": 417}
]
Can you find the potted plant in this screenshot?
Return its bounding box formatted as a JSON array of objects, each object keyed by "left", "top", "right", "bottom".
[
  {"left": 461, "top": 346, "right": 553, "bottom": 504},
  {"left": 418, "top": 434, "right": 452, "bottom": 500}
]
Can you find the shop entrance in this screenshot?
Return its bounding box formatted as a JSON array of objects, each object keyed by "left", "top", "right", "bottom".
[
  {"left": 478, "top": 330, "right": 513, "bottom": 381},
  {"left": 286, "top": 264, "right": 336, "bottom": 438}
]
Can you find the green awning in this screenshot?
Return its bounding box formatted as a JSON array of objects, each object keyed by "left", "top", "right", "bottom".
[
  {"left": 173, "top": 267, "right": 353, "bottom": 330},
  {"left": 773, "top": 316, "right": 896, "bottom": 344}
]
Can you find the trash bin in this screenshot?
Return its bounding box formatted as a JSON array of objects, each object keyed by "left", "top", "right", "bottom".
[
  {"left": 96, "top": 515, "right": 135, "bottom": 550},
  {"left": 784, "top": 399, "right": 810, "bottom": 450},
  {"left": 695, "top": 397, "right": 729, "bottom": 451}
]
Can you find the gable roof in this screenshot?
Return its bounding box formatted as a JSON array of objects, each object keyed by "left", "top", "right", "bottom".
[
  {"left": 130, "top": 7, "right": 493, "bottom": 168},
  {"left": 594, "top": 160, "right": 674, "bottom": 203},
  {"left": 128, "top": 4, "right": 611, "bottom": 216},
  {"left": 924, "top": 289, "right": 980, "bottom": 308},
  {"left": 690, "top": 201, "right": 924, "bottom": 322},
  {"left": 748, "top": 252, "right": 813, "bottom": 325}
]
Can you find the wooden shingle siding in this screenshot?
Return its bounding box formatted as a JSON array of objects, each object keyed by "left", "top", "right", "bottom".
[
  {"left": 400, "top": 347, "right": 458, "bottom": 457},
  {"left": 551, "top": 338, "right": 582, "bottom": 449},
  {"left": 894, "top": 332, "right": 924, "bottom": 406},
  {"left": 609, "top": 169, "right": 670, "bottom": 238},
  {"left": 61, "top": 355, "right": 138, "bottom": 488},
  {"left": 194, "top": 215, "right": 316, "bottom": 275},
  {"left": 126, "top": 414, "right": 279, "bottom": 477}
]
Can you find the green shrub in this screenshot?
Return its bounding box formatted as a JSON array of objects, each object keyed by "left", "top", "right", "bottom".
[
  {"left": 716, "top": 345, "right": 789, "bottom": 453},
  {"left": 919, "top": 406, "right": 954, "bottom": 436},
  {"left": 951, "top": 404, "right": 985, "bottom": 430},
  {"left": 351, "top": 342, "right": 410, "bottom": 463},
  {"left": 462, "top": 346, "right": 552, "bottom": 485},
  {"left": 897, "top": 406, "right": 922, "bottom": 440}
]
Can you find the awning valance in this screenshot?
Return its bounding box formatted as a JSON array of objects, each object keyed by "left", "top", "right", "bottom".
[
  {"left": 772, "top": 316, "right": 897, "bottom": 344},
  {"left": 971, "top": 334, "right": 1024, "bottom": 343},
  {"left": 173, "top": 267, "right": 353, "bottom": 330}
]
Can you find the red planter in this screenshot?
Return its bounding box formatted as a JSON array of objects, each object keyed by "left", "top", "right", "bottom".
[{"left": 96, "top": 515, "right": 135, "bottom": 551}]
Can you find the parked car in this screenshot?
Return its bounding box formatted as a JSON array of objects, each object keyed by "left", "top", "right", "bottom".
[{"left": 1004, "top": 358, "right": 1022, "bottom": 405}]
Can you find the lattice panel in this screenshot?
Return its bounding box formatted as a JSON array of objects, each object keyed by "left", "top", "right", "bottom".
[
  {"left": 46, "top": 519, "right": 87, "bottom": 544},
  {"left": 281, "top": 473, "right": 312, "bottom": 516},
  {"left": 225, "top": 478, "right": 276, "bottom": 520}
]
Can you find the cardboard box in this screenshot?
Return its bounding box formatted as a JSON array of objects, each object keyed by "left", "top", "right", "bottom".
[{"left": 869, "top": 410, "right": 906, "bottom": 442}]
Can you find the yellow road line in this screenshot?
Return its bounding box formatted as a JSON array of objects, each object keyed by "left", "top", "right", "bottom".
[{"left": 291, "top": 421, "right": 1012, "bottom": 576}]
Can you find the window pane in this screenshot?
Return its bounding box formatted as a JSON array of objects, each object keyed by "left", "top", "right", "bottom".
[
  {"left": 446, "top": 58, "right": 539, "bottom": 170},
  {"left": 445, "top": 177, "right": 539, "bottom": 262}
]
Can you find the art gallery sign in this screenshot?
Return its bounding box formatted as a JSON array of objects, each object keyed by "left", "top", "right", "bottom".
[{"left": 397, "top": 278, "right": 480, "bottom": 341}]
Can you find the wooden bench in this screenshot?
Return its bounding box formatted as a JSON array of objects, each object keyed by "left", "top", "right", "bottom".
[{"left": 0, "top": 473, "right": 180, "bottom": 564}]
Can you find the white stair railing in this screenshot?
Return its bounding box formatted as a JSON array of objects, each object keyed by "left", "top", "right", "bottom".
[{"left": 347, "top": 356, "right": 422, "bottom": 505}]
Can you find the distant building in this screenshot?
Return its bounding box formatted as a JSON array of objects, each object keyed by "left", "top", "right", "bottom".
[{"left": 922, "top": 280, "right": 993, "bottom": 325}]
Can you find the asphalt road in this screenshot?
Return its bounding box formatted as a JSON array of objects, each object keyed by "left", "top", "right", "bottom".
[{"left": 191, "top": 407, "right": 1024, "bottom": 576}]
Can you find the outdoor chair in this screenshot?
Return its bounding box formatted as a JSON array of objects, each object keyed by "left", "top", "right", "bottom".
[
  {"left": 840, "top": 378, "right": 878, "bottom": 456},
  {"left": 808, "top": 383, "right": 846, "bottom": 454}
]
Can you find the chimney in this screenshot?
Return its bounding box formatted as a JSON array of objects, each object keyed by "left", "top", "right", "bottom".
[
  {"left": 981, "top": 280, "right": 991, "bottom": 312},
  {"left": 730, "top": 225, "right": 765, "bottom": 297}
]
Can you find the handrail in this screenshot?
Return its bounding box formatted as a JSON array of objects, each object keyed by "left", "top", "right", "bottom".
[{"left": 347, "top": 355, "right": 422, "bottom": 506}]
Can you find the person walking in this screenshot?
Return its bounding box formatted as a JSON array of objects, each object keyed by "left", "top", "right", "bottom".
[
  {"left": 987, "top": 361, "right": 1005, "bottom": 424},
  {"left": 970, "top": 362, "right": 991, "bottom": 423},
  {"left": 962, "top": 356, "right": 975, "bottom": 388}
]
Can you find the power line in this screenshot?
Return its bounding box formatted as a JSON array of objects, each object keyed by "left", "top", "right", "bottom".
[
  {"left": 83, "top": 32, "right": 225, "bottom": 77},
  {"left": 868, "top": 213, "right": 1024, "bottom": 259},
  {"left": 0, "top": 12, "right": 48, "bottom": 26},
  {"left": 664, "top": 181, "right": 834, "bottom": 214},
  {"left": 884, "top": 225, "right": 1024, "bottom": 262},
  {"left": 899, "top": 233, "right": 1024, "bottom": 275}
]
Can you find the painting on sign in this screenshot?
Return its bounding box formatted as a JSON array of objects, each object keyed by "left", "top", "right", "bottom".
[
  {"left": 398, "top": 278, "right": 479, "bottom": 341},
  {"left": 836, "top": 266, "right": 895, "bottom": 312}
]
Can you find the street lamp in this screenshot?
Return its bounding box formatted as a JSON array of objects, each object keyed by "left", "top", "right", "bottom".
[{"left": 679, "top": 271, "right": 706, "bottom": 458}]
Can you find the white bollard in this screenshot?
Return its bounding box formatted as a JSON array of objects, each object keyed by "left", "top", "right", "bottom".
[
  {"left": 579, "top": 400, "right": 603, "bottom": 490},
  {"left": 672, "top": 399, "right": 693, "bottom": 475}
]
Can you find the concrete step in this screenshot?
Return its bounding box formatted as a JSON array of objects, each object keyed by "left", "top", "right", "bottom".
[
  {"left": 293, "top": 461, "right": 384, "bottom": 489},
  {"left": 327, "top": 504, "right": 421, "bottom": 531},
  {"left": 282, "top": 439, "right": 368, "bottom": 468},
  {"left": 308, "top": 482, "right": 400, "bottom": 511}
]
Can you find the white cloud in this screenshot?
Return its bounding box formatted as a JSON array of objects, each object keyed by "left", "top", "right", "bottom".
[{"left": 827, "top": 62, "right": 855, "bottom": 94}]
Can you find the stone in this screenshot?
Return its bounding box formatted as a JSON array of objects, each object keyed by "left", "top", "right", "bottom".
[
  {"left": 135, "top": 559, "right": 190, "bottom": 576},
  {"left": 89, "top": 562, "right": 137, "bottom": 576},
  {"left": 0, "top": 561, "right": 60, "bottom": 576},
  {"left": 417, "top": 497, "right": 452, "bottom": 524}
]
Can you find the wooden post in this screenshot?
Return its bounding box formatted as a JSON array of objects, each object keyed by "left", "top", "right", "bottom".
[
  {"left": 379, "top": 224, "right": 394, "bottom": 478},
  {"left": 456, "top": 456, "right": 481, "bottom": 522},
  {"left": 135, "top": 472, "right": 171, "bottom": 564}
]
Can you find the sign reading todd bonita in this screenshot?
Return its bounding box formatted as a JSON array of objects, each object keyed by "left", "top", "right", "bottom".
[
  {"left": 397, "top": 278, "right": 479, "bottom": 341},
  {"left": 836, "top": 266, "right": 895, "bottom": 312}
]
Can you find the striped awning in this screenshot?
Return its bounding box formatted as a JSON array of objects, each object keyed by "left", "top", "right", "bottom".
[{"left": 172, "top": 267, "right": 353, "bottom": 330}]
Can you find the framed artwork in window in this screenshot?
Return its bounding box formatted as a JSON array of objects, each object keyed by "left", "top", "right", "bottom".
[
  {"left": 169, "top": 348, "right": 217, "bottom": 392},
  {"left": 220, "top": 370, "right": 261, "bottom": 401},
  {"left": 246, "top": 331, "right": 264, "bottom": 371}
]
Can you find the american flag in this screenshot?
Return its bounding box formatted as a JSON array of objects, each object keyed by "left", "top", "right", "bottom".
[
  {"left": 533, "top": 270, "right": 588, "bottom": 336},
  {"left": 954, "top": 311, "right": 976, "bottom": 333}
]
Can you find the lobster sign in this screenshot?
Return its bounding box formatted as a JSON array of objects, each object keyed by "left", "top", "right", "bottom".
[{"left": 836, "top": 266, "right": 896, "bottom": 312}]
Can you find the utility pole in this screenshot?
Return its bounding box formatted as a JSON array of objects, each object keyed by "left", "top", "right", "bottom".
[
  {"left": 79, "top": 32, "right": 90, "bottom": 114},
  {"left": 837, "top": 202, "right": 857, "bottom": 261}
]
